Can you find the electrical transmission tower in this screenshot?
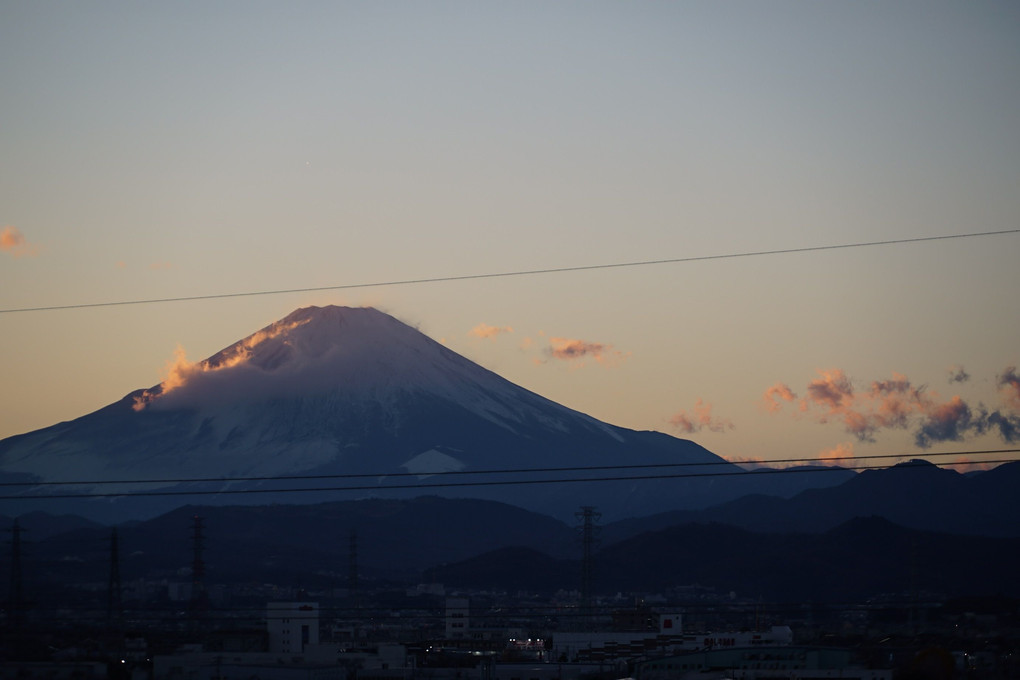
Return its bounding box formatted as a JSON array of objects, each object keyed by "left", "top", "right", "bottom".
[
  {"left": 6, "top": 519, "right": 26, "bottom": 627},
  {"left": 576, "top": 506, "right": 600, "bottom": 631},
  {"left": 349, "top": 529, "right": 360, "bottom": 609},
  {"left": 189, "top": 516, "right": 209, "bottom": 618},
  {"left": 107, "top": 527, "right": 122, "bottom": 627}
]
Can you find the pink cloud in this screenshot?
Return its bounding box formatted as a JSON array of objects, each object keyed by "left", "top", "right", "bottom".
[
  {"left": 914, "top": 396, "right": 976, "bottom": 447},
  {"left": 668, "top": 399, "right": 734, "bottom": 435},
  {"left": 668, "top": 411, "right": 697, "bottom": 434},
  {"left": 469, "top": 323, "right": 513, "bottom": 339},
  {"left": 546, "top": 337, "right": 628, "bottom": 366},
  {"left": 762, "top": 382, "right": 797, "bottom": 412},
  {"left": 779, "top": 369, "right": 929, "bottom": 441},
  {"left": 867, "top": 373, "right": 928, "bottom": 431},
  {"left": 549, "top": 337, "right": 606, "bottom": 360},
  {"left": 946, "top": 457, "right": 996, "bottom": 473},
  {"left": 770, "top": 367, "right": 1020, "bottom": 448},
  {"left": 1, "top": 226, "right": 38, "bottom": 258},
  {"left": 999, "top": 366, "right": 1020, "bottom": 410},
  {"left": 818, "top": 441, "right": 854, "bottom": 464},
  {"left": 803, "top": 369, "right": 854, "bottom": 413}
]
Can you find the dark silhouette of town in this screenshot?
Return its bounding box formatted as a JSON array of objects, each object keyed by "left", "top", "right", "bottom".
[{"left": 3, "top": 503, "right": 1018, "bottom": 680}]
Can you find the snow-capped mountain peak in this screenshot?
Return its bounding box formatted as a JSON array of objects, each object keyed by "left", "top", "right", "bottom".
[
  {"left": 132, "top": 305, "right": 594, "bottom": 436},
  {"left": 0, "top": 305, "right": 743, "bottom": 522}
]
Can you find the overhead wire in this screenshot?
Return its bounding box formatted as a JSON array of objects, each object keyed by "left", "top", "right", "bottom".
[
  {"left": 1, "top": 453, "right": 1016, "bottom": 501},
  {"left": 1, "top": 232, "right": 1016, "bottom": 512},
  {"left": 0, "top": 448, "right": 1014, "bottom": 489},
  {"left": 3, "top": 232, "right": 1016, "bottom": 631},
  {"left": 1, "top": 228, "right": 1017, "bottom": 314},
  {"left": 1, "top": 229, "right": 1015, "bottom": 497}
]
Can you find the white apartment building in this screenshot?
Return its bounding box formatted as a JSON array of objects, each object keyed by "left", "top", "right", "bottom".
[{"left": 268, "top": 601, "right": 321, "bottom": 654}]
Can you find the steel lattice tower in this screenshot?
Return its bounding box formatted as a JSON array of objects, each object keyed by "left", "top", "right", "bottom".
[
  {"left": 576, "top": 506, "right": 600, "bottom": 631},
  {"left": 107, "top": 527, "right": 122, "bottom": 627},
  {"left": 189, "top": 516, "right": 208, "bottom": 616},
  {"left": 349, "top": 529, "right": 359, "bottom": 609},
  {"left": 7, "top": 519, "right": 26, "bottom": 627}
]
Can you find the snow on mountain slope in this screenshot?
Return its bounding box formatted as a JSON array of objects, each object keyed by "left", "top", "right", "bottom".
[
  {"left": 134, "top": 306, "right": 620, "bottom": 440},
  {"left": 0, "top": 305, "right": 803, "bottom": 521}
]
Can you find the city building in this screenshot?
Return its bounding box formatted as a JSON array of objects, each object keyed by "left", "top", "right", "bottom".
[
  {"left": 268, "top": 602, "right": 321, "bottom": 654},
  {"left": 637, "top": 646, "right": 892, "bottom": 680}
]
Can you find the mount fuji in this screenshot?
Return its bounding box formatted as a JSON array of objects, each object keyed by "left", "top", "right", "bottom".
[{"left": 0, "top": 306, "right": 845, "bottom": 522}]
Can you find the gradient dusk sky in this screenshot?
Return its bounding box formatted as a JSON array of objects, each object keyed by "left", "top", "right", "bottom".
[{"left": 2, "top": 1, "right": 1018, "bottom": 468}]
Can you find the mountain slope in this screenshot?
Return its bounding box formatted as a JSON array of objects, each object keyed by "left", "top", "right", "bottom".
[{"left": 0, "top": 305, "right": 843, "bottom": 522}]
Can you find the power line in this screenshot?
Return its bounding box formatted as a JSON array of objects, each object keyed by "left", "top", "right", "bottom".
[
  {"left": 2, "top": 228, "right": 1016, "bottom": 314},
  {"left": 2, "top": 456, "right": 1016, "bottom": 501},
  {"left": 0, "top": 448, "right": 1013, "bottom": 489}
]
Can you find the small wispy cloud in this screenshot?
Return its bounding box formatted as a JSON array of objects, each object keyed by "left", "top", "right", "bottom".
[
  {"left": 999, "top": 366, "right": 1020, "bottom": 410},
  {"left": 1, "top": 226, "right": 39, "bottom": 258},
  {"left": 469, "top": 323, "right": 513, "bottom": 339},
  {"left": 762, "top": 382, "right": 798, "bottom": 412},
  {"left": 818, "top": 441, "right": 854, "bottom": 464},
  {"left": 947, "top": 365, "right": 970, "bottom": 384},
  {"left": 546, "top": 337, "right": 628, "bottom": 367},
  {"left": 668, "top": 399, "right": 734, "bottom": 435}
]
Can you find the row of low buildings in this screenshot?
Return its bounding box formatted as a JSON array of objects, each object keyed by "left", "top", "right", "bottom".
[{"left": 142, "top": 600, "right": 891, "bottom": 680}]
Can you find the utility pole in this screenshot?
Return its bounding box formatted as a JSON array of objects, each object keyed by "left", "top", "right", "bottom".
[{"left": 576, "top": 506, "right": 600, "bottom": 631}]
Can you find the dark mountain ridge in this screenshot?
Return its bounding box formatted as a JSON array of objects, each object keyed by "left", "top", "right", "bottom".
[
  {"left": 11, "top": 456, "right": 1019, "bottom": 604},
  {"left": 600, "top": 460, "right": 1020, "bottom": 541},
  {"left": 17, "top": 497, "right": 579, "bottom": 587},
  {"left": 0, "top": 305, "right": 851, "bottom": 523},
  {"left": 431, "top": 516, "right": 1020, "bottom": 601}
]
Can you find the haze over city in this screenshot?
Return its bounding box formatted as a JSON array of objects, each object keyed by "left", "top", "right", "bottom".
[{"left": 2, "top": 1, "right": 1018, "bottom": 469}]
